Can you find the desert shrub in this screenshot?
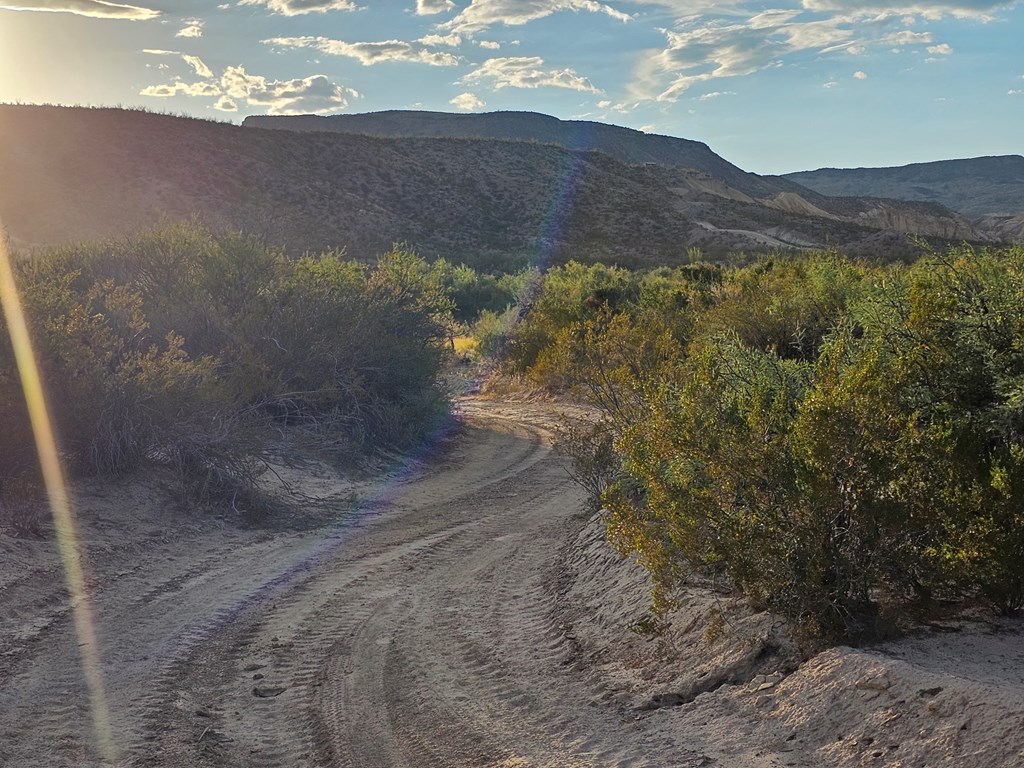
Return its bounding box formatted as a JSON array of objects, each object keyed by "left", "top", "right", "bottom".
[
  {"left": 691, "top": 255, "right": 872, "bottom": 361},
  {"left": 0, "top": 223, "right": 454, "bottom": 513},
  {"left": 523, "top": 246, "right": 1024, "bottom": 642},
  {"left": 432, "top": 259, "right": 530, "bottom": 324},
  {"left": 503, "top": 261, "right": 643, "bottom": 380},
  {"left": 553, "top": 418, "right": 618, "bottom": 511},
  {"left": 471, "top": 308, "right": 516, "bottom": 360}
]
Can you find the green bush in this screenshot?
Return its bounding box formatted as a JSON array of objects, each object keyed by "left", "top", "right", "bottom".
[
  {"left": 520, "top": 247, "right": 1024, "bottom": 643},
  {"left": 0, "top": 223, "right": 454, "bottom": 512}
]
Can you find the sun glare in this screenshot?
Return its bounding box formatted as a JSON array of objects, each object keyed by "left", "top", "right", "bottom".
[{"left": 0, "top": 221, "right": 118, "bottom": 763}]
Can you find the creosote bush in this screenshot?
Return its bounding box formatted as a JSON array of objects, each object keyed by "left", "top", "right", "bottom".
[
  {"left": 507, "top": 247, "right": 1024, "bottom": 644},
  {"left": 0, "top": 222, "right": 455, "bottom": 515}
]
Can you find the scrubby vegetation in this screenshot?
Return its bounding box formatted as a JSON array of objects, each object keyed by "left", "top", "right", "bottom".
[
  {"left": 0, "top": 223, "right": 460, "bottom": 521},
  {"left": 501, "top": 246, "right": 1024, "bottom": 644}
]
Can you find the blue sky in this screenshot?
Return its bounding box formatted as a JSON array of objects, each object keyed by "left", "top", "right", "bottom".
[{"left": 0, "top": 0, "right": 1020, "bottom": 173}]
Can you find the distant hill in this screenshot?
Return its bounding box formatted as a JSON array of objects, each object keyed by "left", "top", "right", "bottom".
[
  {"left": 243, "top": 110, "right": 814, "bottom": 201},
  {"left": 0, "top": 106, "right": 991, "bottom": 266},
  {"left": 783, "top": 156, "right": 1024, "bottom": 217}
]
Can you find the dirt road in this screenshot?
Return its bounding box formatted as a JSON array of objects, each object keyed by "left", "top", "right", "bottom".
[{"left": 0, "top": 400, "right": 705, "bottom": 767}]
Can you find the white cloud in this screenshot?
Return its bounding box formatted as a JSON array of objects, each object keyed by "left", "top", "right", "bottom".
[
  {"left": 143, "top": 48, "right": 214, "bottom": 78},
  {"left": 419, "top": 32, "right": 462, "bottom": 47},
  {"left": 462, "top": 56, "right": 601, "bottom": 92},
  {"left": 176, "top": 18, "right": 203, "bottom": 37},
  {"left": 0, "top": 0, "right": 158, "bottom": 18},
  {"left": 416, "top": 0, "right": 453, "bottom": 13},
  {"left": 643, "top": 21, "right": 814, "bottom": 101},
  {"left": 853, "top": 69, "right": 867, "bottom": 79},
  {"left": 443, "top": 0, "right": 631, "bottom": 35},
  {"left": 141, "top": 64, "right": 355, "bottom": 114},
  {"left": 1010, "top": 89, "right": 1023, "bottom": 95},
  {"left": 220, "top": 65, "right": 354, "bottom": 113},
  {"left": 265, "top": 36, "right": 461, "bottom": 66},
  {"left": 698, "top": 90, "right": 735, "bottom": 100},
  {"left": 800, "top": 0, "right": 1009, "bottom": 21},
  {"left": 140, "top": 80, "right": 222, "bottom": 97},
  {"left": 626, "top": 5, "right": 963, "bottom": 103},
  {"left": 927, "top": 42, "right": 953, "bottom": 54},
  {"left": 450, "top": 92, "right": 487, "bottom": 110},
  {"left": 823, "top": 79, "right": 838, "bottom": 88},
  {"left": 478, "top": 40, "right": 501, "bottom": 49},
  {"left": 880, "top": 30, "right": 934, "bottom": 46},
  {"left": 182, "top": 54, "right": 213, "bottom": 78},
  {"left": 237, "top": 0, "right": 355, "bottom": 16}
]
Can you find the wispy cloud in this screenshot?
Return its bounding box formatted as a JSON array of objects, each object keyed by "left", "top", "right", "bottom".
[
  {"left": 450, "top": 91, "right": 487, "bottom": 110},
  {"left": 143, "top": 48, "right": 213, "bottom": 78},
  {"left": 420, "top": 32, "right": 462, "bottom": 47},
  {"left": 698, "top": 90, "right": 735, "bottom": 100},
  {"left": 462, "top": 56, "right": 601, "bottom": 92},
  {"left": 237, "top": 0, "right": 355, "bottom": 16},
  {"left": 182, "top": 55, "right": 213, "bottom": 78},
  {"left": 800, "top": 0, "right": 1011, "bottom": 21},
  {"left": 176, "top": 18, "right": 203, "bottom": 37},
  {"left": 927, "top": 43, "right": 953, "bottom": 54},
  {"left": 265, "top": 36, "right": 462, "bottom": 66},
  {"left": 0, "top": 0, "right": 158, "bottom": 19},
  {"left": 443, "top": 0, "right": 630, "bottom": 36},
  {"left": 853, "top": 69, "right": 868, "bottom": 79},
  {"left": 626, "top": 5, "right": 964, "bottom": 102},
  {"left": 880, "top": 30, "right": 934, "bottom": 46}
]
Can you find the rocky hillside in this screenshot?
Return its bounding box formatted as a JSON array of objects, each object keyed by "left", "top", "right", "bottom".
[
  {"left": 784, "top": 156, "right": 1024, "bottom": 218},
  {"left": 0, "top": 105, "right": 989, "bottom": 264},
  {"left": 243, "top": 109, "right": 809, "bottom": 200}
]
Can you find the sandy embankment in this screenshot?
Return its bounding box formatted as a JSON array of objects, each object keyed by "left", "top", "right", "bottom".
[{"left": 561, "top": 507, "right": 1024, "bottom": 768}]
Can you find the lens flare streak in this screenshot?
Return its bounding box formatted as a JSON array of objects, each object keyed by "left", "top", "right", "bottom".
[{"left": 0, "top": 223, "right": 118, "bottom": 763}]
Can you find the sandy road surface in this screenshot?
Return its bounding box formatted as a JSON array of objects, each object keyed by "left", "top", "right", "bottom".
[
  {"left": 4, "top": 397, "right": 1024, "bottom": 768},
  {"left": 0, "top": 399, "right": 706, "bottom": 768}
]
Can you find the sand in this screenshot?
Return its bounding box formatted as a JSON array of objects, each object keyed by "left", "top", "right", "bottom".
[{"left": 0, "top": 395, "right": 1020, "bottom": 767}]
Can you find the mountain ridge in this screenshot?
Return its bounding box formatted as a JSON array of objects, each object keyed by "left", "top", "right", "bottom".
[
  {"left": 783, "top": 155, "right": 1024, "bottom": 217},
  {"left": 0, "top": 105, "right": 995, "bottom": 264},
  {"left": 242, "top": 110, "right": 821, "bottom": 202}
]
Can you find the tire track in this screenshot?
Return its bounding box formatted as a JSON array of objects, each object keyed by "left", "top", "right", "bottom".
[{"left": 3, "top": 405, "right": 704, "bottom": 767}]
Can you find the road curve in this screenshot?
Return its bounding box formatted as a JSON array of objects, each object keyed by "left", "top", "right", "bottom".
[{"left": 0, "top": 402, "right": 701, "bottom": 767}]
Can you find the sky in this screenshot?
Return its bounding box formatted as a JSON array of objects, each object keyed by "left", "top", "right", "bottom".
[{"left": 0, "top": 0, "right": 1020, "bottom": 174}]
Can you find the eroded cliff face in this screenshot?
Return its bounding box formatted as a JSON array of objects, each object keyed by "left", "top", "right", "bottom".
[
  {"left": 977, "top": 213, "right": 1024, "bottom": 243},
  {"left": 852, "top": 201, "right": 985, "bottom": 240}
]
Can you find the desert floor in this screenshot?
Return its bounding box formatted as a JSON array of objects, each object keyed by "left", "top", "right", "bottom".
[{"left": 1, "top": 395, "right": 1021, "bottom": 767}]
